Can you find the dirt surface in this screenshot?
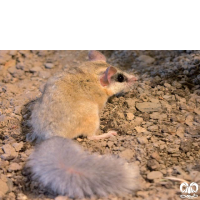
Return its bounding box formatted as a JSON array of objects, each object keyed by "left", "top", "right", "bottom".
[{"left": 0, "top": 50, "right": 200, "bottom": 200}]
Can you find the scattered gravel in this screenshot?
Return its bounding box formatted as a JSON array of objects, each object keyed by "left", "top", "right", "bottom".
[{"left": 0, "top": 50, "right": 200, "bottom": 200}]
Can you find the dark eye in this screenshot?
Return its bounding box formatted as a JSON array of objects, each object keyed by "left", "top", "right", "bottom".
[{"left": 117, "top": 74, "right": 124, "bottom": 82}]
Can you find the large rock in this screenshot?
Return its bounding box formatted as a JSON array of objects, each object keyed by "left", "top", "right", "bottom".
[
  {"left": 132, "top": 117, "right": 143, "bottom": 126},
  {"left": 147, "top": 125, "right": 159, "bottom": 132},
  {"left": 44, "top": 63, "right": 54, "bottom": 69},
  {"left": 137, "top": 136, "right": 148, "bottom": 144},
  {"left": 0, "top": 179, "right": 8, "bottom": 198},
  {"left": 147, "top": 171, "right": 163, "bottom": 180},
  {"left": 138, "top": 55, "right": 155, "bottom": 64},
  {"left": 12, "top": 142, "right": 23, "bottom": 152},
  {"left": 150, "top": 112, "right": 167, "bottom": 120},
  {"left": 0, "top": 50, "right": 10, "bottom": 64},
  {"left": 119, "top": 149, "right": 134, "bottom": 160},
  {"left": 126, "top": 113, "right": 134, "bottom": 121},
  {"left": 125, "top": 98, "right": 136, "bottom": 108},
  {"left": 8, "top": 163, "right": 22, "bottom": 172},
  {"left": 39, "top": 71, "right": 51, "bottom": 79},
  {"left": 135, "top": 126, "right": 147, "bottom": 133},
  {"left": 9, "top": 50, "right": 17, "bottom": 56},
  {"left": 1, "top": 144, "right": 17, "bottom": 160},
  {"left": 136, "top": 102, "right": 161, "bottom": 112},
  {"left": 30, "top": 66, "right": 42, "bottom": 73},
  {"left": 185, "top": 114, "right": 194, "bottom": 126}
]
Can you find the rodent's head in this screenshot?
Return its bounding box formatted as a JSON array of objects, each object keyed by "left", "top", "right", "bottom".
[
  {"left": 89, "top": 51, "right": 137, "bottom": 96},
  {"left": 99, "top": 66, "right": 137, "bottom": 95}
]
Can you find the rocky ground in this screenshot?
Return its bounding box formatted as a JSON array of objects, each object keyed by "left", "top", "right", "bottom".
[{"left": 0, "top": 50, "right": 200, "bottom": 200}]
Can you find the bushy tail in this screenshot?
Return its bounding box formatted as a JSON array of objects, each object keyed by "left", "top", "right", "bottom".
[{"left": 26, "top": 137, "right": 141, "bottom": 198}]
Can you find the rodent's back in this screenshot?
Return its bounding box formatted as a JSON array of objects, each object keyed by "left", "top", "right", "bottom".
[{"left": 28, "top": 63, "right": 110, "bottom": 142}]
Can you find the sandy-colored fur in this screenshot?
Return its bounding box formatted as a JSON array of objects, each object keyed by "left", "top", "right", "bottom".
[{"left": 28, "top": 61, "right": 116, "bottom": 142}]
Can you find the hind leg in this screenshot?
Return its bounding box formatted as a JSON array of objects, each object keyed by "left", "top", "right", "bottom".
[
  {"left": 82, "top": 116, "right": 117, "bottom": 140},
  {"left": 88, "top": 130, "right": 117, "bottom": 140}
]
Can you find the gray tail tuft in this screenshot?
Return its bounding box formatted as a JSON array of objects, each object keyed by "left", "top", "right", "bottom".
[{"left": 26, "top": 137, "right": 141, "bottom": 198}]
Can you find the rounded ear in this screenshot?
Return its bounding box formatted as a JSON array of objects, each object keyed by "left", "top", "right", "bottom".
[
  {"left": 100, "top": 66, "right": 117, "bottom": 86},
  {"left": 88, "top": 51, "right": 106, "bottom": 62}
]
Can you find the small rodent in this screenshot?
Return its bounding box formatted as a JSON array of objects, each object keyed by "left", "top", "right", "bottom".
[{"left": 26, "top": 51, "right": 141, "bottom": 198}]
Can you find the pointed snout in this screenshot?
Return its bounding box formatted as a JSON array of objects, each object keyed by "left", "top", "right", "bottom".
[{"left": 129, "top": 75, "right": 138, "bottom": 82}]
